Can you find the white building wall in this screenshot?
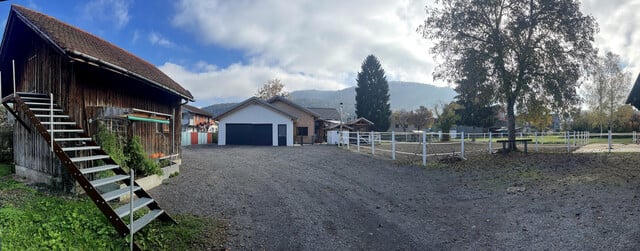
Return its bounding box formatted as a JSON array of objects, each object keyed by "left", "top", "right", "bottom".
[{"left": 218, "top": 104, "right": 294, "bottom": 146}]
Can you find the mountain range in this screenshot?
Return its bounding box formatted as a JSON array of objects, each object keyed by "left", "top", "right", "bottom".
[{"left": 202, "top": 81, "right": 457, "bottom": 118}]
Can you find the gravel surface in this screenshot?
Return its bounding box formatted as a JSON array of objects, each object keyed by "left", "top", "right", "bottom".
[{"left": 150, "top": 145, "right": 640, "bottom": 250}]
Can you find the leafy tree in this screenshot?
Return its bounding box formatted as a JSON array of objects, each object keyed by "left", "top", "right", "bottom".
[
  {"left": 612, "top": 104, "right": 634, "bottom": 132},
  {"left": 355, "top": 55, "right": 391, "bottom": 131},
  {"left": 391, "top": 110, "right": 411, "bottom": 132},
  {"left": 434, "top": 102, "right": 461, "bottom": 141},
  {"left": 256, "top": 78, "right": 289, "bottom": 99},
  {"left": 585, "top": 52, "right": 632, "bottom": 133},
  {"left": 518, "top": 98, "right": 552, "bottom": 131},
  {"left": 409, "top": 106, "right": 435, "bottom": 130},
  {"left": 419, "top": 0, "right": 597, "bottom": 150}
]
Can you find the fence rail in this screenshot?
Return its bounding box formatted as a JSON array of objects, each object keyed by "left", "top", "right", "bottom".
[{"left": 338, "top": 130, "right": 636, "bottom": 165}]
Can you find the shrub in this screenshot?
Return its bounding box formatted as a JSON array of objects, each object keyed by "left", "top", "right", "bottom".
[
  {"left": 124, "top": 136, "right": 162, "bottom": 177},
  {"left": 94, "top": 125, "right": 127, "bottom": 169}
]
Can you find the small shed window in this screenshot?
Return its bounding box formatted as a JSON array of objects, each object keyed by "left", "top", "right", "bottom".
[
  {"left": 297, "top": 127, "right": 308, "bottom": 136},
  {"left": 157, "top": 123, "right": 170, "bottom": 134}
]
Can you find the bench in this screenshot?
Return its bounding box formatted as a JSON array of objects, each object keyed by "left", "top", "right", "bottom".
[{"left": 496, "top": 139, "right": 533, "bottom": 153}]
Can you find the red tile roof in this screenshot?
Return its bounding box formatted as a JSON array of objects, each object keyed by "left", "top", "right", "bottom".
[{"left": 10, "top": 4, "right": 193, "bottom": 100}]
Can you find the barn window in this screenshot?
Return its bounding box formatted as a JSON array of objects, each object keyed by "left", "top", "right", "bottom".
[
  {"left": 297, "top": 127, "right": 308, "bottom": 136},
  {"left": 156, "top": 123, "right": 170, "bottom": 134}
]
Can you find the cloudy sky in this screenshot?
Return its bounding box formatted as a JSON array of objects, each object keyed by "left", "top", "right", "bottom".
[{"left": 0, "top": 0, "right": 638, "bottom": 107}]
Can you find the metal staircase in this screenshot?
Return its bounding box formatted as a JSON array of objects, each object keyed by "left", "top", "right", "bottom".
[{"left": 2, "top": 92, "right": 176, "bottom": 250}]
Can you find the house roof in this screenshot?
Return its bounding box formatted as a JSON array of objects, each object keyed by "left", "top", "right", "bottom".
[
  {"left": 214, "top": 97, "right": 298, "bottom": 121},
  {"left": 3, "top": 5, "right": 193, "bottom": 101},
  {"left": 346, "top": 117, "right": 374, "bottom": 125},
  {"left": 626, "top": 73, "right": 640, "bottom": 109},
  {"left": 182, "top": 104, "right": 213, "bottom": 117},
  {"left": 267, "top": 96, "right": 321, "bottom": 118},
  {"left": 307, "top": 107, "right": 341, "bottom": 120}
]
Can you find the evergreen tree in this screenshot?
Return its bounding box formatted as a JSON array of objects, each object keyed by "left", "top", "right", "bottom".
[{"left": 355, "top": 55, "right": 391, "bottom": 131}]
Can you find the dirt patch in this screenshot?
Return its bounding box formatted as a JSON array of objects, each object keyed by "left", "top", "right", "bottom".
[
  {"left": 574, "top": 143, "right": 640, "bottom": 153},
  {"left": 150, "top": 145, "right": 640, "bottom": 250}
]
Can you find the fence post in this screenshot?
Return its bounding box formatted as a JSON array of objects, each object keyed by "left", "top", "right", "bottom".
[
  {"left": 392, "top": 131, "right": 396, "bottom": 160},
  {"left": 573, "top": 131, "right": 576, "bottom": 146},
  {"left": 566, "top": 131, "right": 570, "bottom": 153},
  {"left": 346, "top": 132, "right": 350, "bottom": 149},
  {"left": 488, "top": 132, "right": 492, "bottom": 154},
  {"left": 461, "top": 131, "right": 465, "bottom": 159},
  {"left": 422, "top": 131, "right": 427, "bottom": 166},
  {"left": 535, "top": 132, "right": 538, "bottom": 152},
  {"left": 608, "top": 129, "right": 612, "bottom": 153},
  {"left": 370, "top": 131, "right": 375, "bottom": 155},
  {"left": 356, "top": 131, "right": 360, "bottom": 152}
]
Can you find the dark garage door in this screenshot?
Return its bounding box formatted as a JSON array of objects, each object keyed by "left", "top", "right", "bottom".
[{"left": 226, "top": 124, "right": 273, "bottom": 146}]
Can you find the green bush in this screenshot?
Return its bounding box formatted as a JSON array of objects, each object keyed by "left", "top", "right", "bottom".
[
  {"left": 94, "top": 125, "right": 127, "bottom": 169},
  {"left": 125, "top": 136, "right": 162, "bottom": 177},
  {"left": 212, "top": 131, "right": 218, "bottom": 144}
]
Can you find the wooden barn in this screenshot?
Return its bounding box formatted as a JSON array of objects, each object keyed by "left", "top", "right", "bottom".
[
  {"left": 0, "top": 5, "right": 193, "bottom": 183},
  {"left": 0, "top": 5, "right": 191, "bottom": 245}
]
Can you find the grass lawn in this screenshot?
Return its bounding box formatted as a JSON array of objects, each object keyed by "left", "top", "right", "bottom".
[
  {"left": 0, "top": 163, "right": 11, "bottom": 177},
  {"left": 0, "top": 174, "right": 227, "bottom": 250}
]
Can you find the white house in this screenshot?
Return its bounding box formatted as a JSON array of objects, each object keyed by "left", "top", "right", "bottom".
[{"left": 214, "top": 97, "right": 296, "bottom": 146}]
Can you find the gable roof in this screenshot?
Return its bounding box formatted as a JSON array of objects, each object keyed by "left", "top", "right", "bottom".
[
  {"left": 266, "top": 96, "right": 321, "bottom": 118},
  {"left": 346, "top": 117, "right": 374, "bottom": 125},
  {"left": 2, "top": 5, "right": 193, "bottom": 101},
  {"left": 308, "top": 107, "right": 341, "bottom": 120},
  {"left": 214, "top": 97, "right": 298, "bottom": 121},
  {"left": 182, "top": 104, "right": 213, "bottom": 117},
  {"left": 626, "top": 73, "right": 640, "bottom": 109}
]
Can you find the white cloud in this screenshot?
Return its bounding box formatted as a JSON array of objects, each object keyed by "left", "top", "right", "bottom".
[
  {"left": 148, "top": 32, "right": 176, "bottom": 48},
  {"left": 581, "top": 0, "right": 640, "bottom": 81},
  {"left": 159, "top": 62, "right": 347, "bottom": 104},
  {"left": 170, "top": 0, "right": 437, "bottom": 102},
  {"left": 167, "top": 0, "right": 640, "bottom": 105},
  {"left": 81, "top": 0, "right": 131, "bottom": 29}
]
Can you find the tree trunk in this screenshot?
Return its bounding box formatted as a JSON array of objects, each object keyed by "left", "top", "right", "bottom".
[{"left": 507, "top": 99, "right": 517, "bottom": 151}]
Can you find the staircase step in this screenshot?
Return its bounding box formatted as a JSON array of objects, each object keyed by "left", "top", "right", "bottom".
[
  {"left": 70, "top": 155, "right": 110, "bottom": 162},
  {"left": 62, "top": 146, "right": 101, "bottom": 151},
  {"left": 31, "top": 108, "right": 63, "bottom": 112},
  {"left": 47, "top": 129, "right": 84, "bottom": 133},
  {"left": 129, "top": 209, "right": 164, "bottom": 234},
  {"left": 41, "top": 121, "right": 76, "bottom": 125},
  {"left": 80, "top": 164, "right": 120, "bottom": 175},
  {"left": 20, "top": 96, "right": 50, "bottom": 100},
  {"left": 35, "top": 114, "right": 69, "bottom": 118},
  {"left": 90, "top": 174, "right": 129, "bottom": 187},
  {"left": 25, "top": 102, "right": 56, "bottom": 106},
  {"left": 54, "top": 137, "right": 92, "bottom": 142},
  {"left": 80, "top": 165, "right": 119, "bottom": 174},
  {"left": 101, "top": 186, "right": 141, "bottom": 202},
  {"left": 16, "top": 92, "right": 48, "bottom": 97},
  {"left": 115, "top": 197, "right": 154, "bottom": 218}
]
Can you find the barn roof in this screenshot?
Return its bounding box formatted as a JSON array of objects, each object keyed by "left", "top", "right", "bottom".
[
  {"left": 2, "top": 4, "right": 193, "bottom": 101},
  {"left": 182, "top": 104, "right": 213, "bottom": 117},
  {"left": 626, "top": 73, "right": 640, "bottom": 109}
]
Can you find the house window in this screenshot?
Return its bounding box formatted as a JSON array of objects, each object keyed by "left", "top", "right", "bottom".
[{"left": 297, "top": 127, "right": 308, "bottom": 136}]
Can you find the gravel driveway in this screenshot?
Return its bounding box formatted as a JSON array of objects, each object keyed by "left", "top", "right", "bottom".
[{"left": 149, "top": 145, "right": 640, "bottom": 250}]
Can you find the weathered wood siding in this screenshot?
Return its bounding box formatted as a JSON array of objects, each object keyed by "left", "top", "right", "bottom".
[{"left": 12, "top": 24, "right": 183, "bottom": 176}]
